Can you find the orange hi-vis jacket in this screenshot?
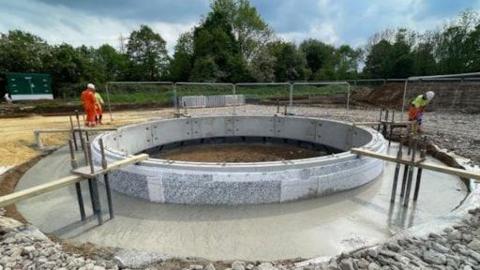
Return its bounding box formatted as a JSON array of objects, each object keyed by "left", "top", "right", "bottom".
[{"left": 81, "top": 88, "right": 96, "bottom": 124}]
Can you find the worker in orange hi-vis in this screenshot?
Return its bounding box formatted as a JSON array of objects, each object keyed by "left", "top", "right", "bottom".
[{"left": 80, "top": 83, "right": 97, "bottom": 127}]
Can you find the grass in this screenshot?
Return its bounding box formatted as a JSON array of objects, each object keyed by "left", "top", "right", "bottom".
[{"left": 9, "top": 84, "right": 349, "bottom": 112}]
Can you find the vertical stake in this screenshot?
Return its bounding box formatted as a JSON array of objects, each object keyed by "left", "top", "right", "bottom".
[
  {"left": 87, "top": 142, "right": 95, "bottom": 174},
  {"left": 87, "top": 142, "right": 103, "bottom": 225},
  {"left": 69, "top": 140, "right": 85, "bottom": 221},
  {"left": 277, "top": 98, "right": 280, "bottom": 114},
  {"left": 388, "top": 111, "right": 395, "bottom": 147},
  {"left": 75, "top": 110, "right": 84, "bottom": 150},
  {"left": 81, "top": 137, "right": 88, "bottom": 166},
  {"left": 403, "top": 139, "right": 417, "bottom": 207},
  {"left": 100, "top": 138, "right": 114, "bottom": 219},
  {"left": 377, "top": 108, "right": 383, "bottom": 131},
  {"left": 382, "top": 109, "right": 389, "bottom": 136},
  {"left": 413, "top": 137, "right": 427, "bottom": 201},
  {"left": 400, "top": 136, "right": 411, "bottom": 197},
  {"left": 390, "top": 140, "right": 403, "bottom": 203},
  {"left": 69, "top": 115, "right": 78, "bottom": 151}
]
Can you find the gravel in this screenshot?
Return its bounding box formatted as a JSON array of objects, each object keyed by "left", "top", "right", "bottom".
[
  {"left": 303, "top": 208, "right": 480, "bottom": 270},
  {"left": 0, "top": 211, "right": 119, "bottom": 270}
]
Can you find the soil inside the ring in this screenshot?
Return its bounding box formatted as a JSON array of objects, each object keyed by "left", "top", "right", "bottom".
[{"left": 151, "top": 142, "right": 331, "bottom": 162}]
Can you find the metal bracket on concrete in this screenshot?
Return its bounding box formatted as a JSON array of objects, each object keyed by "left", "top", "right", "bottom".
[{"left": 274, "top": 116, "right": 285, "bottom": 137}]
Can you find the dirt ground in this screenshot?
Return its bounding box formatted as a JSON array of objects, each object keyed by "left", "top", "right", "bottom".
[
  {"left": 0, "top": 109, "right": 174, "bottom": 167},
  {"left": 154, "top": 143, "right": 324, "bottom": 162}
]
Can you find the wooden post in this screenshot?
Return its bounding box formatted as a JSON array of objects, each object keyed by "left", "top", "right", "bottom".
[{"left": 34, "top": 131, "right": 43, "bottom": 149}]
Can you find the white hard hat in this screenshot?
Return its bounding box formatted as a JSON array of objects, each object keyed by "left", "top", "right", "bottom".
[
  {"left": 87, "top": 83, "right": 95, "bottom": 90},
  {"left": 426, "top": 91, "right": 435, "bottom": 101}
]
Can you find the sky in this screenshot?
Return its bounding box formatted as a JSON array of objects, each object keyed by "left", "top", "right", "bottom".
[{"left": 1, "top": 0, "right": 479, "bottom": 54}]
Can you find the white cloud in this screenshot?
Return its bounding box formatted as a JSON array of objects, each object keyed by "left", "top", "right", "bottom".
[
  {"left": 278, "top": 21, "right": 340, "bottom": 45},
  {"left": 0, "top": 0, "right": 194, "bottom": 54},
  {"left": 1, "top": 0, "right": 479, "bottom": 53}
]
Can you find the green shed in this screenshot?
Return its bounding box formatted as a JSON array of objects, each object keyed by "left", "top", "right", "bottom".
[{"left": 5, "top": 72, "right": 53, "bottom": 100}]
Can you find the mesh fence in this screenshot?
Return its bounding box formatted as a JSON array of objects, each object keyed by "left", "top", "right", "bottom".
[
  {"left": 235, "top": 83, "right": 289, "bottom": 105},
  {"left": 291, "top": 82, "right": 350, "bottom": 107},
  {"left": 403, "top": 79, "right": 480, "bottom": 114},
  {"left": 105, "top": 82, "right": 174, "bottom": 106},
  {"left": 100, "top": 77, "right": 480, "bottom": 163}
]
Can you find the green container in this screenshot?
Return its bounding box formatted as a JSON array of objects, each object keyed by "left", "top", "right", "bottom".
[{"left": 5, "top": 72, "right": 53, "bottom": 100}]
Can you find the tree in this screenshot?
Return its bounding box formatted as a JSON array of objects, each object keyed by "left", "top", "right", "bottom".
[
  {"left": 248, "top": 45, "right": 276, "bottom": 82},
  {"left": 0, "top": 30, "right": 50, "bottom": 73},
  {"left": 363, "top": 29, "right": 416, "bottom": 78},
  {"left": 336, "top": 45, "right": 361, "bottom": 80},
  {"left": 126, "top": 25, "right": 169, "bottom": 81},
  {"left": 364, "top": 40, "right": 393, "bottom": 78},
  {"left": 211, "top": 0, "right": 272, "bottom": 61},
  {"left": 300, "top": 39, "right": 337, "bottom": 79},
  {"left": 413, "top": 41, "right": 437, "bottom": 76},
  {"left": 435, "top": 10, "right": 480, "bottom": 73},
  {"left": 268, "top": 41, "right": 310, "bottom": 81},
  {"left": 169, "top": 32, "right": 194, "bottom": 81},
  {"left": 96, "top": 44, "right": 129, "bottom": 81},
  {"left": 389, "top": 29, "right": 415, "bottom": 78},
  {"left": 190, "top": 3, "right": 249, "bottom": 82},
  {"left": 47, "top": 44, "right": 87, "bottom": 83},
  {"left": 466, "top": 24, "right": 480, "bottom": 72}
]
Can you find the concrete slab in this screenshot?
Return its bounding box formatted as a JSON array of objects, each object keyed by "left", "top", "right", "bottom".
[{"left": 15, "top": 143, "right": 467, "bottom": 261}]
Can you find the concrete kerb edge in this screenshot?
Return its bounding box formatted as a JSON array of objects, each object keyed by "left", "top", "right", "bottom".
[{"left": 90, "top": 115, "right": 387, "bottom": 205}]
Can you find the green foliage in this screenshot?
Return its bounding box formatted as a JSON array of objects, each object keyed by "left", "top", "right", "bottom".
[
  {"left": 0, "top": 30, "right": 50, "bottom": 73},
  {"left": 126, "top": 25, "right": 170, "bottom": 81},
  {"left": 364, "top": 11, "right": 480, "bottom": 78},
  {"left": 268, "top": 41, "right": 310, "bottom": 81},
  {"left": 0, "top": 2, "right": 479, "bottom": 100},
  {"left": 190, "top": 2, "right": 250, "bottom": 82},
  {"left": 169, "top": 32, "right": 194, "bottom": 81}
]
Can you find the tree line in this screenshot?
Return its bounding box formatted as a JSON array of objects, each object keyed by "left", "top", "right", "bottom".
[{"left": 0, "top": 0, "right": 479, "bottom": 96}]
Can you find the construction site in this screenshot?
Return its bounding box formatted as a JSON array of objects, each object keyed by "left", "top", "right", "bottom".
[{"left": 0, "top": 74, "right": 479, "bottom": 270}]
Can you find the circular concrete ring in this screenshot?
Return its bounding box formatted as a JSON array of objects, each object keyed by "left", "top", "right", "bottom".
[{"left": 92, "top": 115, "right": 386, "bottom": 205}]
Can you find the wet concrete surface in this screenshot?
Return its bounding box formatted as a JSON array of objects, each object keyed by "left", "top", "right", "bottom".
[{"left": 15, "top": 143, "right": 467, "bottom": 261}]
